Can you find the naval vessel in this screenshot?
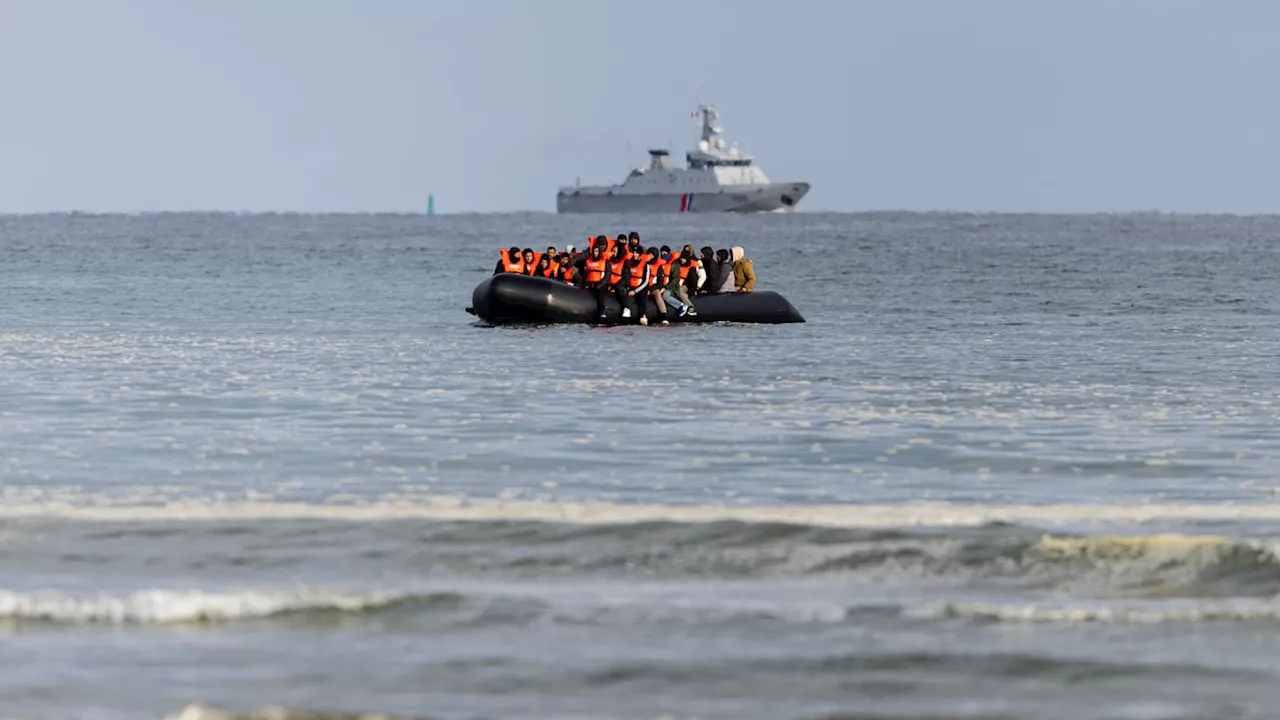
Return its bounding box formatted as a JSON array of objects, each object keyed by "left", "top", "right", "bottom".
[{"left": 556, "top": 105, "right": 810, "bottom": 214}]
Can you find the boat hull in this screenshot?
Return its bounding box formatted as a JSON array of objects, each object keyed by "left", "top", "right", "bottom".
[
  {"left": 555, "top": 183, "right": 810, "bottom": 214},
  {"left": 469, "top": 274, "right": 805, "bottom": 325}
]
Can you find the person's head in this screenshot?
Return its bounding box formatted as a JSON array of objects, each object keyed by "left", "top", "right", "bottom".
[
  {"left": 559, "top": 253, "right": 573, "bottom": 265},
  {"left": 546, "top": 246, "right": 557, "bottom": 256},
  {"left": 628, "top": 231, "right": 640, "bottom": 243},
  {"left": 507, "top": 246, "right": 520, "bottom": 258},
  {"left": 646, "top": 246, "right": 660, "bottom": 261},
  {"left": 681, "top": 244, "right": 694, "bottom": 260},
  {"left": 589, "top": 242, "right": 603, "bottom": 258},
  {"left": 537, "top": 254, "right": 551, "bottom": 269},
  {"left": 716, "top": 248, "right": 730, "bottom": 262},
  {"left": 700, "top": 246, "right": 714, "bottom": 259},
  {"left": 611, "top": 243, "right": 626, "bottom": 260},
  {"left": 522, "top": 248, "right": 535, "bottom": 263}
]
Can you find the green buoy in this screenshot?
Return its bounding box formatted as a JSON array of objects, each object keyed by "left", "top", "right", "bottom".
[{"left": 427, "top": 194, "right": 435, "bottom": 215}]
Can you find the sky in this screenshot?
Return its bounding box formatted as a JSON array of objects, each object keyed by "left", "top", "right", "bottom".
[{"left": 2, "top": 0, "right": 1280, "bottom": 214}]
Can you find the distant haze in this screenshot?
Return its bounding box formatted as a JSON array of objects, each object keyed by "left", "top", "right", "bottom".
[{"left": 2, "top": 1, "right": 1278, "bottom": 214}]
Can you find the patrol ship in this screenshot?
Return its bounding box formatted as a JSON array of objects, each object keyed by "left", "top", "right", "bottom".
[{"left": 556, "top": 105, "right": 810, "bottom": 214}]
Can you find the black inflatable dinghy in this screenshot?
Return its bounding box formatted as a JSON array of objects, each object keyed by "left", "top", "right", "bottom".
[{"left": 467, "top": 273, "right": 805, "bottom": 325}]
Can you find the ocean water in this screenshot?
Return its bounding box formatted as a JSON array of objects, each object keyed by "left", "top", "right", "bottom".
[{"left": 1, "top": 211, "right": 1279, "bottom": 720}]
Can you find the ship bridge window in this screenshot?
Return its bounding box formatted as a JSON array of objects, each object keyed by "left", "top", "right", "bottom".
[{"left": 687, "top": 156, "right": 753, "bottom": 169}]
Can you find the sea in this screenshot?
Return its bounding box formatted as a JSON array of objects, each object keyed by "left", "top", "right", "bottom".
[{"left": 1, "top": 211, "right": 1278, "bottom": 720}]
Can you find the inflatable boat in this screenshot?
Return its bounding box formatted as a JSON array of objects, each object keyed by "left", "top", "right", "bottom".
[{"left": 467, "top": 273, "right": 805, "bottom": 325}]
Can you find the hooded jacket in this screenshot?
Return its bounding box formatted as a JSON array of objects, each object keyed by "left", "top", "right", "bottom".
[
  {"left": 731, "top": 246, "right": 755, "bottom": 292},
  {"left": 699, "top": 250, "right": 724, "bottom": 294},
  {"left": 716, "top": 257, "right": 736, "bottom": 293}
]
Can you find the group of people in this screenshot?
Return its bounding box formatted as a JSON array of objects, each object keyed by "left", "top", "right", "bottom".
[{"left": 492, "top": 231, "right": 756, "bottom": 325}]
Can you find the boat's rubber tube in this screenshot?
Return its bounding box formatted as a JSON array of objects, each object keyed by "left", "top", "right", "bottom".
[{"left": 469, "top": 273, "right": 805, "bottom": 325}]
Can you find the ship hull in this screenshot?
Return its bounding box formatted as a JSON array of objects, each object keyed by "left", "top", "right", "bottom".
[{"left": 555, "top": 183, "right": 810, "bottom": 214}]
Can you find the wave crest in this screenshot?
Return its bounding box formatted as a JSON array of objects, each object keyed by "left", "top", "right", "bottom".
[{"left": 0, "top": 588, "right": 442, "bottom": 625}]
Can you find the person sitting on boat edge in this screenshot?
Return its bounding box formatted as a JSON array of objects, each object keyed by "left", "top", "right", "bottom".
[
  {"left": 697, "top": 246, "right": 724, "bottom": 296},
  {"left": 494, "top": 246, "right": 525, "bottom": 274},
  {"left": 606, "top": 242, "right": 638, "bottom": 320},
  {"left": 732, "top": 246, "right": 755, "bottom": 292},
  {"left": 644, "top": 246, "right": 671, "bottom": 325},
  {"left": 680, "top": 244, "right": 707, "bottom": 295},
  {"left": 582, "top": 241, "right": 612, "bottom": 319},
  {"left": 715, "top": 249, "right": 734, "bottom": 293},
  {"left": 621, "top": 245, "right": 652, "bottom": 325},
  {"left": 663, "top": 249, "right": 698, "bottom": 318}
]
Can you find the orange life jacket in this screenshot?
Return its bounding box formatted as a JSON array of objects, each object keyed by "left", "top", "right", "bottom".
[
  {"left": 627, "top": 261, "right": 648, "bottom": 289},
  {"left": 584, "top": 256, "right": 608, "bottom": 284},
  {"left": 648, "top": 259, "right": 666, "bottom": 289},
  {"left": 676, "top": 259, "right": 695, "bottom": 282},
  {"left": 501, "top": 250, "right": 525, "bottom": 274},
  {"left": 607, "top": 258, "right": 626, "bottom": 285}
]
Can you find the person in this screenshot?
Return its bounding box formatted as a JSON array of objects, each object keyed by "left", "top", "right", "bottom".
[
  {"left": 680, "top": 244, "right": 707, "bottom": 296},
  {"left": 644, "top": 246, "right": 671, "bottom": 325},
  {"left": 620, "top": 244, "right": 651, "bottom": 324},
  {"left": 659, "top": 245, "right": 672, "bottom": 262},
  {"left": 664, "top": 249, "right": 698, "bottom": 317},
  {"left": 697, "top": 246, "right": 723, "bottom": 296},
  {"left": 557, "top": 251, "right": 578, "bottom": 284},
  {"left": 715, "top": 249, "right": 735, "bottom": 293},
  {"left": 731, "top": 246, "right": 755, "bottom": 292},
  {"left": 532, "top": 253, "right": 556, "bottom": 279},
  {"left": 494, "top": 246, "right": 524, "bottom": 274},
  {"left": 582, "top": 241, "right": 611, "bottom": 319},
  {"left": 520, "top": 248, "right": 537, "bottom": 273},
  {"left": 605, "top": 242, "right": 637, "bottom": 320}
]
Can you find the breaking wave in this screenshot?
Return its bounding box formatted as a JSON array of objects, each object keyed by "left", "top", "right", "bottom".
[
  {"left": 0, "top": 588, "right": 494, "bottom": 625},
  {"left": 7, "top": 528, "right": 1280, "bottom": 627}
]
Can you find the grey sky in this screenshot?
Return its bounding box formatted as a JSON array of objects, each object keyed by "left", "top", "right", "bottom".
[{"left": 2, "top": 1, "right": 1278, "bottom": 214}]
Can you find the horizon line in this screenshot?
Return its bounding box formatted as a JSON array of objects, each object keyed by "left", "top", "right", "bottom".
[{"left": 3, "top": 208, "right": 1280, "bottom": 218}]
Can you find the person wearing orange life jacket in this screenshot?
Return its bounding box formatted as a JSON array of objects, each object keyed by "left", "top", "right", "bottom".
[
  {"left": 519, "top": 248, "right": 537, "bottom": 274},
  {"left": 582, "top": 241, "right": 612, "bottom": 320},
  {"left": 558, "top": 252, "right": 578, "bottom": 285},
  {"left": 604, "top": 242, "right": 641, "bottom": 321},
  {"left": 532, "top": 253, "right": 556, "bottom": 280},
  {"left": 619, "top": 242, "right": 652, "bottom": 324},
  {"left": 493, "top": 246, "right": 525, "bottom": 275},
  {"left": 679, "top": 244, "right": 707, "bottom": 295}
]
